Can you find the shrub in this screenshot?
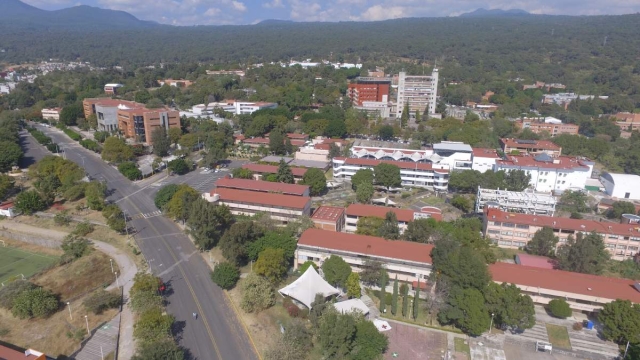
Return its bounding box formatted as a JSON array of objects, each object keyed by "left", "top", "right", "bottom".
[
  {"left": 80, "top": 139, "right": 101, "bottom": 152},
  {"left": 154, "top": 184, "right": 179, "bottom": 209},
  {"left": 0, "top": 281, "right": 36, "bottom": 310},
  {"left": 573, "top": 322, "right": 583, "bottom": 331},
  {"left": 15, "top": 190, "right": 47, "bottom": 215},
  {"left": 72, "top": 222, "right": 95, "bottom": 236},
  {"left": 46, "top": 143, "right": 59, "bottom": 153},
  {"left": 133, "top": 308, "right": 174, "bottom": 343},
  {"left": 63, "top": 183, "right": 86, "bottom": 201},
  {"left": 297, "top": 260, "right": 318, "bottom": 274},
  {"left": 11, "top": 288, "right": 59, "bottom": 319},
  {"left": 118, "top": 162, "right": 142, "bottom": 181},
  {"left": 285, "top": 302, "right": 300, "bottom": 317},
  {"left": 54, "top": 211, "right": 72, "bottom": 226},
  {"left": 168, "top": 159, "right": 190, "bottom": 175},
  {"left": 210, "top": 262, "right": 240, "bottom": 290},
  {"left": 548, "top": 298, "right": 572, "bottom": 318},
  {"left": 240, "top": 273, "right": 275, "bottom": 313},
  {"left": 372, "top": 289, "right": 393, "bottom": 305},
  {"left": 93, "top": 131, "right": 109, "bottom": 143},
  {"left": 62, "top": 127, "right": 82, "bottom": 141},
  {"left": 60, "top": 234, "right": 91, "bottom": 263},
  {"left": 83, "top": 289, "right": 121, "bottom": 314},
  {"left": 103, "top": 204, "right": 126, "bottom": 233}
]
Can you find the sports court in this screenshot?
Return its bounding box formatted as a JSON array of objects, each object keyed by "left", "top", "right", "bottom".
[{"left": 0, "top": 244, "right": 59, "bottom": 284}]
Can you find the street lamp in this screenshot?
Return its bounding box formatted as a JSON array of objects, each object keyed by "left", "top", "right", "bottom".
[
  {"left": 67, "top": 301, "right": 72, "bottom": 320},
  {"left": 84, "top": 315, "right": 90, "bottom": 336},
  {"left": 110, "top": 259, "right": 114, "bottom": 273},
  {"left": 489, "top": 312, "right": 495, "bottom": 333},
  {"left": 115, "top": 271, "right": 120, "bottom": 288}
]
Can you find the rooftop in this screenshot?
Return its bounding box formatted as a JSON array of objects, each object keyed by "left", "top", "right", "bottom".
[
  {"left": 433, "top": 142, "right": 473, "bottom": 152},
  {"left": 312, "top": 206, "right": 346, "bottom": 222},
  {"left": 0, "top": 344, "right": 45, "bottom": 360},
  {"left": 500, "top": 138, "right": 561, "bottom": 151},
  {"left": 515, "top": 253, "right": 556, "bottom": 270},
  {"left": 472, "top": 148, "right": 501, "bottom": 159},
  {"left": 289, "top": 159, "right": 330, "bottom": 169},
  {"left": 486, "top": 208, "right": 640, "bottom": 237},
  {"left": 601, "top": 172, "right": 640, "bottom": 187},
  {"left": 496, "top": 155, "right": 592, "bottom": 171},
  {"left": 490, "top": 262, "right": 640, "bottom": 303},
  {"left": 347, "top": 204, "right": 416, "bottom": 223},
  {"left": 212, "top": 188, "right": 310, "bottom": 210},
  {"left": 242, "top": 163, "right": 308, "bottom": 177},
  {"left": 214, "top": 178, "right": 309, "bottom": 196},
  {"left": 336, "top": 157, "right": 449, "bottom": 173},
  {"left": 298, "top": 228, "right": 433, "bottom": 265}
]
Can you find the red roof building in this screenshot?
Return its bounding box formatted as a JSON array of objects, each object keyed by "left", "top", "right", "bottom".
[
  {"left": 500, "top": 138, "right": 562, "bottom": 157},
  {"left": 311, "top": 206, "right": 346, "bottom": 232},
  {"left": 514, "top": 253, "right": 555, "bottom": 269},
  {"left": 345, "top": 204, "right": 441, "bottom": 235},
  {"left": 215, "top": 177, "right": 309, "bottom": 196},
  {"left": 242, "top": 163, "right": 308, "bottom": 181}
]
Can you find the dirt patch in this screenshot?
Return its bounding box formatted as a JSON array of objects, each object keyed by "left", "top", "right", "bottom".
[{"left": 384, "top": 322, "right": 448, "bottom": 359}]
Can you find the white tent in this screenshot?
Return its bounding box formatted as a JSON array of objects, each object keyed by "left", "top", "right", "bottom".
[
  {"left": 278, "top": 267, "right": 339, "bottom": 308},
  {"left": 333, "top": 299, "right": 370, "bottom": 316},
  {"left": 371, "top": 197, "right": 397, "bottom": 206}
]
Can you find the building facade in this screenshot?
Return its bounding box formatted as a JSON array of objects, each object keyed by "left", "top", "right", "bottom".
[
  {"left": 515, "top": 117, "right": 579, "bottom": 137},
  {"left": 332, "top": 157, "right": 449, "bottom": 191},
  {"left": 483, "top": 208, "right": 640, "bottom": 261},
  {"left": 396, "top": 69, "right": 439, "bottom": 117},
  {"left": 471, "top": 148, "right": 501, "bottom": 173},
  {"left": 311, "top": 206, "right": 346, "bottom": 232},
  {"left": 117, "top": 105, "right": 180, "bottom": 145},
  {"left": 500, "top": 138, "right": 562, "bottom": 157},
  {"left": 241, "top": 163, "right": 308, "bottom": 183},
  {"left": 600, "top": 172, "right": 640, "bottom": 200},
  {"left": 41, "top": 108, "right": 61, "bottom": 122},
  {"left": 347, "top": 79, "right": 390, "bottom": 106},
  {"left": 157, "top": 79, "right": 193, "bottom": 88},
  {"left": 344, "top": 204, "right": 442, "bottom": 234},
  {"left": 214, "top": 177, "right": 310, "bottom": 197},
  {"left": 104, "top": 83, "right": 123, "bottom": 95},
  {"left": 613, "top": 112, "right": 640, "bottom": 132}
]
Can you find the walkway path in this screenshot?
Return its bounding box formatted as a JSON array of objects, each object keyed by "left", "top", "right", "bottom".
[
  {"left": 74, "top": 314, "right": 121, "bottom": 360},
  {"left": 0, "top": 220, "right": 138, "bottom": 360}
]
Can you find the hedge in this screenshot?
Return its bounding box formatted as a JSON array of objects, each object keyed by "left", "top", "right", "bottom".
[
  {"left": 62, "top": 127, "right": 82, "bottom": 141},
  {"left": 80, "top": 139, "right": 101, "bottom": 153},
  {"left": 26, "top": 127, "right": 52, "bottom": 146},
  {"left": 118, "top": 162, "right": 142, "bottom": 181}
]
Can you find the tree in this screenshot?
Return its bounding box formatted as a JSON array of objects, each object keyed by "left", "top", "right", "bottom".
[
  {"left": 0, "top": 141, "right": 22, "bottom": 173},
  {"left": 154, "top": 184, "right": 179, "bottom": 209},
  {"left": 504, "top": 170, "right": 531, "bottom": 191},
  {"left": 400, "top": 102, "right": 409, "bottom": 128},
  {"left": 547, "top": 298, "right": 572, "bottom": 319},
  {"left": 321, "top": 255, "right": 352, "bottom": 288},
  {"left": 0, "top": 281, "right": 36, "bottom": 310},
  {"left": 93, "top": 131, "right": 109, "bottom": 143},
  {"left": 359, "top": 259, "right": 388, "bottom": 288},
  {"left": 464, "top": 110, "right": 480, "bottom": 122},
  {"left": 297, "top": 260, "right": 318, "bottom": 274},
  {"left": 240, "top": 273, "right": 275, "bottom": 313},
  {"left": 178, "top": 133, "right": 198, "bottom": 150},
  {"left": 448, "top": 170, "right": 481, "bottom": 193},
  {"left": 325, "top": 118, "right": 346, "bottom": 138},
  {"left": 151, "top": 128, "right": 171, "bottom": 157},
  {"left": 403, "top": 218, "right": 436, "bottom": 243},
  {"left": 86, "top": 114, "right": 98, "bottom": 129},
  {"left": 328, "top": 143, "right": 341, "bottom": 159},
  {"left": 133, "top": 307, "right": 174, "bottom": 343},
  {"left": 301, "top": 168, "right": 326, "bottom": 196},
  {"left": 0, "top": 174, "right": 14, "bottom": 201},
  {"left": 378, "top": 125, "right": 394, "bottom": 140},
  {"left": 15, "top": 190, "right": 46, "bottom": 215},
  {"left": 400, "top": 283, "right": 409, "bottom": 317},
  {"left": 232, "top": 168, "right": 254, "bottom": 179},
  {"left": 378, "top": 211, "right": 400, "bottom": 240},
  {"left": 351, "top": 318, "right": 389, "bottom": 360},
  {"left": 484, "top": 282, "right": 535, "bottom": 331},
  {"left": 269, "top": 129, "right": 286, "bottom": 155},
  {"left": 599, "top": 299, "right": 640, "bottom": 344},
  {"left": 132, "top": 339, "right": 184, "bottom": 360},
  {"left": 527, "top": 227, "right": 559, "bottom": 257},
  {"left": 277, "top": 159, "right": 294, "bottom": 183},
  {"left": 59, "top": 103, "right": 83, "bottom": 126},
  {"left": 102, "top": 137, "right": 133, "bottom": 163},
  {"left": 374, "top": 163, "right": 401, "bottom": 191},
  {"left": 254, "top": 248, "right": 288, "bottom": 283},
  {"left": 165, "top": 185, "right": 199, "bottom": 223},
  {"left": 135, "top": 89, "right": 152, "bottom": 104},
  {"left": 264, "top": 319, "right": 312, "bottom": 360},
  {"left": 560, "top": 190, "right": 590, "bottom": 214},
  {"left": 431, "top": 238, "right": 490, "bottom": 292},
  {"left": 202, "top": 147, "right": 227, "bottom": 168},
  {"left": 84, "top": 181, "right": 107, "bottom": 210},
  {"left": 167, "top": 158, "right": 190, "bottom": 175},
  {"left": 118, "top": 162, "right": 142, "bottom": 180},
  {"left": 415, "top": 109, "right": 421, "bottom": 123},
  {"left": 607, "top": 201, "right": 636, "bottom": 219},
  {"left": 102, "top": 204, "right": 127, "bottom": 233},
  {"left": 556, "top": 232, "right": 610, "bottom": 275},
  {"left": 356, "top": 182, "right": 374, "bottom": 204},
  {"left": 187, "top": 199, "right": 233, "bottom": 249},
  {"left": 317, "top": 308, "right": 357, "bottom": 358},
  {"left": 413, "top": 280, "right": 420, "bottom": 320},
  {"left": 210, "top": 262, "right": 240, "bottom": 290},
  {"left": 355, "top": 216, "right": 384, "bottom": 236},
  {"left": 380, "top": 283, "right": 387, "bottom": 313},
  {"left": 61, "top": 234, "right": 91, "bottom": 261},
  {"left": 247, "top": 231, "right": 297, "bottom": 261},
  {"left": 438, "top": 287, "right": 490, "bottom": 336},
  {"left": 346, "top": 272, "right": 361, "bottom": 298},
  {"left": 351, "top": 169, "right": 374, "bottom": 191},
  {"left": 11, "top": 288, "right": 59, "bottom": 319},
  {"left": 451, "top": 195, "right": 473, "bottom": 213},
  {"left": 219, "top": 221, "right": 264, "bottom": 265},
  {"left": 168, "top": 127, "right": 182, "bottom": 145},
  {"left": 391, "top": 276, "right": 399, "bottom": 315}
]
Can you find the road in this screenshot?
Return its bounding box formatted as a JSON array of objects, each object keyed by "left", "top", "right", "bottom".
[{"left": 26, "top": 124, "right": 257, "bottom": 360}]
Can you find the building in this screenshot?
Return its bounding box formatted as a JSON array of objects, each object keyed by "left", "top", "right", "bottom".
[
  {"left": 295, "top": 145, "right": 330, "bottom": 162},
  {"left": 234, "top": 101, "right": 278, "bottom": 115},
  {"left": 495, "top": 154, "right": 594, "bottom": 193},
  {"left": 500, "top": 138, "right": 562, "bottom": 157},
  {"left": 522, "top": 81, "right": 566, "bottom": 91},
  {"left": 214, "top": 177, "right": 310, "bottom": 197},
  {"left": 483, "top": 207, "right": 640, "bottom": 261},
  {"left": 202, "top": 188, "right": 311, "bottom": 224},
  {"left": 347, "top": 78, "right": 391, "bottom": 106},
  {"left": 613, "top": 112, "right": 640, "bottom": 132},
  {"left": 0, "top": 202, "right": 16, "bottom": 218},
  {"left": 515, "top": 117, "right": 579, "bottom": 137},
  {"left": 600, "top": 172, "right": 640, "bottom": 200},
  {"left": 471, "top": 148, "right": 501, "bottom": 173},
  {"left": 82, "top": 98, "right": 141, "bottom": 132},
  {"left": 206, "top": 70, "right": 246, "bottom": 77},
  {"left": 295, "top": 228, "right": 433, "bottom": 285},
  {"left": 475, "top": 187, "right": 557, "bottom": 215},
  {"left": 345, "top": 204, "right": 442, "bottom": 234},
  {"left": 41, "top": 108, "right": 61, "bottom": 122},
  {"left": 542, "top": 93, "right": 608, "bottom": 109},
  {"left": 490, "top": 262, "right": 640, "bottom": 312},
  {"left": 157, "top": 79, "right": 193, "bottom": 88},
  {"left": 241, "top": 163, "right": 308, "bottom": 183},
  {"left": 396, "top": 69, "right": 439, "bottom": 117},
  {"left": 514, "top": 253, "right": 555, "bottom": 269},
  {"left": 311, "top": 206, "right": 346, "bottom": 232},
  {"left": 0, "top": 343, "right": 46, "bottom": 360},
  {"left": 117, "top": 104, "right": 180, "bottom": 145},
  {"left": 104, "top": 83, "right": 123, "bottom": 95},
  {"left": 353, "top": 101, "right": 393, "bottom": 118},
  {"left": 332, "top": 157, "right": 449, "bottom": 191}
]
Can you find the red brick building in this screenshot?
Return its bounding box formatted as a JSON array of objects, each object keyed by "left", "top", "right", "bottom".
[{"left": 347, "top": 82, "right": 390, "bottom": 106}]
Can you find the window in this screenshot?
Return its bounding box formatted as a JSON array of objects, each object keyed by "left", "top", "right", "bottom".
[
  {"left": 617, "top": 245, "right": 627, "bottom": 250},
  {"left": 516, "top": 224, "right": 529, "bottom": 230},
  {"left": 502, "top": 223, "right": 515, "bottom": 228},
  {"left": 488, "top": 230, "right": 500, "bottom": 234},
  {"left": 605, "top": 244, "right": 616, "bottom": 249}
]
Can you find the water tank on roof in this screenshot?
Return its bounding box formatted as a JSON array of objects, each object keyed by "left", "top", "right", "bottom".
[{"left": 621, "top": 214, "right": 640, "bottom": 225}]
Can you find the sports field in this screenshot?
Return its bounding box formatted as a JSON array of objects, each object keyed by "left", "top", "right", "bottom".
[{"left": 0, "top": 244, "right": 59, "bottom": 284}]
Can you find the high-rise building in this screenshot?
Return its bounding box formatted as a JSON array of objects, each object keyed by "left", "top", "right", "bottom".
[
  {"left": 396, "top": 69, "right": 439, "bottom": 118},
  {"left": 347, "top": 78, "right": 391, "bottom": 106}
]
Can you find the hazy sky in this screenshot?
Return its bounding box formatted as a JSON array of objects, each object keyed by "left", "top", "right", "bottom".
[{"left": 22, "top": 0, "right": 640, "bottom": 26}]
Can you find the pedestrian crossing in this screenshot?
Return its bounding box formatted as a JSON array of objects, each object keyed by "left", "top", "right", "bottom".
[{"left": 130, "top": 210, "right": 162, "bottom": 220}]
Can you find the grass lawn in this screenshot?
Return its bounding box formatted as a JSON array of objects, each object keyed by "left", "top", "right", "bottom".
[
  {"left": 0, "top": 243, "right": 59, "bottom": 284},
  {"left": 454, "top": 337, "right": 471, "bottom": 355},
  {"left": 546, "top": 324, "right": 572, "bottom": 350}
]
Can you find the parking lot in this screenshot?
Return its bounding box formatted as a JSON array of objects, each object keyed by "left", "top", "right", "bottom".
[{"left": 145, "top": 159, "right": 247, "bottom": 195}]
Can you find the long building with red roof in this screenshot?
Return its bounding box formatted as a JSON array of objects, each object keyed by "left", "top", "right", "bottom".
[
  {"left": 483, "top": 207, "right": 640, "bottom": 261},
  {"left": 241, "top": 163, "right": 308, "bottom": 183},
  {"left": 345, "top": 204, "right": 442, "bottom": 234},
  {"left": 296, "top": 228, "right": 433, "bottom": 287},
  {"left": 214, "top": 177, "right": 309, "bottom": 196}
]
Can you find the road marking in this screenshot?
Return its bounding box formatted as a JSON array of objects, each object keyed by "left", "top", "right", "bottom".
[{"left": 130, "top": 210, "right": 162, "bottom": 220}]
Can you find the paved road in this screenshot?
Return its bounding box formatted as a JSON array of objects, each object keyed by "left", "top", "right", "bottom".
[
  {"left": 27, "top": 124, "right": 257, "bottom": 360},
  {"left": 18, "top": 129, "right": 50, "bottom": 168}
]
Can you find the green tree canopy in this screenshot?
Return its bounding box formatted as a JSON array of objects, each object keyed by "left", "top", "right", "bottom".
[
  {"left": 277, "top": 159, "right": 295, "bottom": 184},
  {"left": 321, "top": 255, "right": 352, "bottom": 288},
  {"left": 547, "top": 298, "right": 572, "bottom": 319},
  {"left": 484, "top": 282, "right": 535, "bottom": 331},
  {"left": 210, "top": 262, "right": 240, "bottom": 290},
  {"left": 374, "top": 163, "right": 401, "bottom": 190},
  {"left": 526, "top": 226, "right": 559, "bottom": 257},
  {"left": 438, "top": 287, "right": 490, "bottom": 336},
  {"left": 356, "top": 182, "right": 374, "bottom": 204},
  {"left": 102, "top": 137, "right": 134, "bottom": 163},
  {"left": 607, "top": 201, "right": 636, "bottom": 219},
  {"left": 599, "top": 299, "right": 640, "bottom": 345},
  {"left": 557, "top": 232, "right": 610, "bottom": 275},
  {"left": 351, "top": 169, "right": 374, "bottom": 191},
  {"left": 301, "top": 168, "right": 326, "bottom": 196},
  {"left": 187, "top": 199, "right": 233, "bottom": 250},
  {"left": 377, "top": 211, "right": 400, "bottom": 240}
]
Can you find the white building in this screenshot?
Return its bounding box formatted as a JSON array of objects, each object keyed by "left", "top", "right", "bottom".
[
  {"left": 396, "top": 69, "right": 439, "bottom": 117},
  {"left": 0, "top": 82, "right": 16, "bottom": 95},
  {"left": 332, "top": 157, "right": 449, "bottom": 191},
  {"left": 41, "top": 108, "right": 61, "bottom": 122},
  {"left": 472, "top": 148, "right": 501, "bottom": 173},
  {"left": 600, "top": 172, "right": 640, "bottom": 200},
  {"left": 354, "top": 101, "right": 392, "bottom": 118},
  {"left": 475, "top": 187, "right": 557, "bottom": 215},
  {"left": 234, "top": 101, "right": 278, "bottom": 115},
  {"left": 190, "top": 101, "right": 277, "bottom": 116},
  {"left": 495, "top": 154, "right": 594, "bottom": 193}
]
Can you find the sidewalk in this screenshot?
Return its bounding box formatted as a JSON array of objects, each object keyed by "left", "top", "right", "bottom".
[{"left": 1, "top": 220, "right": 138, "bottom": 360}]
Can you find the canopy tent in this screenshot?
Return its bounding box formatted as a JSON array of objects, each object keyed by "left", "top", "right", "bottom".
[
  {"left": 278, "top": 267, "right": 339, "bottom": 308},
  {"left": 333, "top": 299, "right": 370, "bottom": 316},
  {"left": 371, "top": 197, "right": 397, "bottom": 206}
]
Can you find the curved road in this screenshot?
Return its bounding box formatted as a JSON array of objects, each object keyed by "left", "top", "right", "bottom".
[{"left": 25, "top": 126, "right": 257, "bottom": 360}]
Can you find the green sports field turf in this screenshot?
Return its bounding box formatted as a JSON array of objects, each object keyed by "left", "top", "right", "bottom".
[{"left": 0, "top": 245, "right": 59, "bottom": 284}]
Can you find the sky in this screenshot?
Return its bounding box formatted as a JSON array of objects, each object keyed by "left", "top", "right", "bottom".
[{"left": 21, "top": 0, "right": 640, "bottom": 26}]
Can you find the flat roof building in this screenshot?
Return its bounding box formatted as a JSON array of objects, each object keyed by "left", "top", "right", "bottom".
[
  {"left": 347, "top": 79, "right": 390, "bottom": 106},
  {"left": 311, "top": 206, "right": 346, "bottom": 232},
  {"left": 474, "top": 187, "right": 557, "bottom": 215},
  {"left": 600, "top": 172, "right": 640, "bottom": 200},
  {"left": 241, "top": 163, "right": 308, "bottom": 183},
  {"left": 500, "top": 138, "right": 562, "bottom": 157},
  {"left": 215, "top": 177, "right": 310, "bottom": 197},
  {"left": 345, "top": 203, "right": 442, "bottom": 234},
  {"left": 104, "top": 83, "right": 123, "bottom": 95},
  {"left": 471, "top": 148, "right": 501, "bottom": 173},
  {"left": 117, "top": 104, "right": 180, "bottom": 145},
  {"left": 203, "top": 187, "right": 311, "bottom": 224},
  {"left": 396, "top": 69, "right": 439, "bottom": 117},
  {"left": 515, "top": 118, "right": 579, "bottom": 137}
]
